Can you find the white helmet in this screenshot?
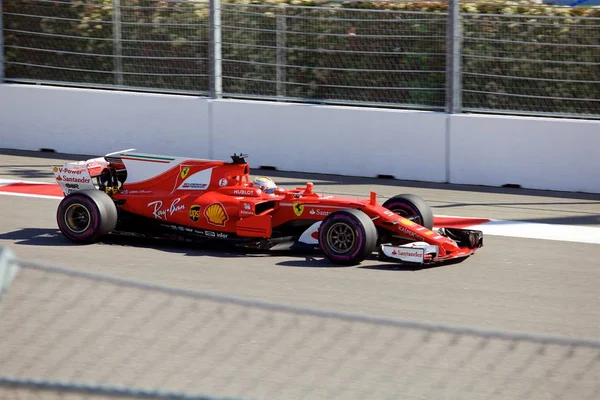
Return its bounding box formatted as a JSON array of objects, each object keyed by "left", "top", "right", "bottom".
[{"left": 253, "top": 176, "right": 277, "bottom": 194}]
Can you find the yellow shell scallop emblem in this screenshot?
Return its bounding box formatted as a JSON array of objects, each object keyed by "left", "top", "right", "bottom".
[{"left": 204, "top": 203, "right": 228, "bottom": 226}]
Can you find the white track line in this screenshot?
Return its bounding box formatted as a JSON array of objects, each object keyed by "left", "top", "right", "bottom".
[
  {"left": 434, "top": 220, "right": 600, "bottom": 245},
  {"left": 467, "top": 220, "right": 600, "bottom": 245},
  {"left": 0, "top": 191, "right": 62, "bottom": 200},
  {"left": 0, "top": 179, "right": 57, "bottom": 185}
]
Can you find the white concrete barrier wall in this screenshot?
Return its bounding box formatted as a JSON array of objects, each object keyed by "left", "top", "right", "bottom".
[
  {"left": 0, "top": 84, "right": 211, "bottom": 158},
  {"left": 211, "top": 99, "right": 448, "bottom": 182},
  {"left": 2, "top": 84, "right": 599, "bottom": 193},
  {"left": 449, "top": 114, "right": 600, "bottom": 193}
]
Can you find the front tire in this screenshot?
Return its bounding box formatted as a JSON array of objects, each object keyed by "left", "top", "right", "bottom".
[
  {"left": 56, "top": 190, "right": 118, "bottom": 243},
  {"left": 382, "top": 194, "right": 434, "bottom": 230},
  {"left": 319, "top": 209, "right": 377, "bottom": 266}
]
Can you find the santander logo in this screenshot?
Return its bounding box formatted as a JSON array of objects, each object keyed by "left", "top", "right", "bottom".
[{"left": 391, "top": 250, "right": 421, "bottom": 257}]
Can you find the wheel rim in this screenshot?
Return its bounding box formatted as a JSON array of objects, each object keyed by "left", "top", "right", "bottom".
[
  {"left": 390, "top": 206, "right": 422, "bottom": 225},
  {"left": 64, "top": 203, "right": 91, "bottom": 234},
  {"left": 325, "top": 222, "right": 356, "bottom": 254}
]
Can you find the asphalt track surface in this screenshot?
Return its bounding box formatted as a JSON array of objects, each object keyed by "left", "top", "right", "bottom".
[
  {"left": 1, "top": 149, "right": 600, "bottom": 336},
  {"left": 1, "top": 149, "right": 600, "bottom": 400}
]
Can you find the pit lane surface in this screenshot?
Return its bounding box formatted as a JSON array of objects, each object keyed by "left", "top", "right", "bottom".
[{"left": 1, "top": 149, "right": 599, "bottom": 341}]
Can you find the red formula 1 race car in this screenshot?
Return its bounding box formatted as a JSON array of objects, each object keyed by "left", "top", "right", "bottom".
[{"left": 53, "top": 150, "right": 483, "bottom": 266}]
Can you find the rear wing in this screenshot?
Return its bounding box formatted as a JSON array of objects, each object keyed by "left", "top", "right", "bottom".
[
  {"left": 52, "top": 160, "right": 100, "bottom": 196},
  {"left": 103, "top": 148, "right": 137, "bottom": 169},
  {"left": 105, "top": 148, "right": 137, "bottom": 158}
]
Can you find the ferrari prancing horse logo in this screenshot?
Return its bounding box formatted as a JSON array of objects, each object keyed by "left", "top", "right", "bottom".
[
  {"left": 293, "top": 202, "right": 304, "bottom": 217},
  {"left": 180, "top": 167, "right": 190, "bottom": 180}
]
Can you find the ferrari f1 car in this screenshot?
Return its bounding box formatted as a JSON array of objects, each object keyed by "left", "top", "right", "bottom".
[{"left": 53, "top": 150, "right": 483, "bottom": 266}]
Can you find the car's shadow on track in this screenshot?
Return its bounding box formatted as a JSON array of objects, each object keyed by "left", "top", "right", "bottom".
[
  {"left": 0, "top": 228, "right": 467, "bottom": 271},
  {"left": 274, "top": 257, "right": 352, "bottom": 268},
  {"left": 277, "top": 255, "right": 464, "bottom": 271},
  {"left": 0, "top": 228, "right": 324, "bottom": 261},
  {"left": 101, "top": 236, "right": 284, "bottom": 260},
  {"left": 357, "top": 257, "right": 468, "bottom": 272},
  {"left": 0, "top": 228, "right": 74, "bottom": 246}
]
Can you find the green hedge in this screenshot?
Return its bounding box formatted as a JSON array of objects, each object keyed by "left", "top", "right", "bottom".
[{"left": 3, "top": 0, "right": 599, "bottom": 115}]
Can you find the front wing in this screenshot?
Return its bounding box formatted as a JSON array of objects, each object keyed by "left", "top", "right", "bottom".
[{"left": 379, "top": 228, "right": 483, "bottom": 265}]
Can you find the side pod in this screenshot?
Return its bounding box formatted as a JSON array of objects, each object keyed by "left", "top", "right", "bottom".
[{"left": 236, "top": 215, "right": 273, "bottom": 238}]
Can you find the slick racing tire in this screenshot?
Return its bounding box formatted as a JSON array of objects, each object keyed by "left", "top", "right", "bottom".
[
  {"left": 382, "top": 194, "right": 434, "bottom": 230},
  {"left": 56, "top": 190, "right": 118, "bottom": 243},
  {"left": 319, "top": 209, "right": 377, "bottom": 266}
]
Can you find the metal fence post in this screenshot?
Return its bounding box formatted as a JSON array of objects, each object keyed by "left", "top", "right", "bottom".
[
  {"left": 209, "top": 0, "right": 222, "bottom": 98},
  {"left": 445, "top": 0, "right": 462, "bottom": 113},
  {"left": 0, "top": 0, "right": 5, "bottom": 83},
  {"left": 113, "top": 0, "right": 123, "bottom": 86},
  {"left": 276, "top": 5, "right": 287, "bottom": 98},
  {"left": 0, "top": 246, "right": 19, "bottom": 300}
]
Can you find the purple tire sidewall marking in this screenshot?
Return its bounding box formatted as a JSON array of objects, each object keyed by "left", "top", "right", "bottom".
[
  {"left": 321, "top": 214, "right": 365, "bottom": 261},
  {"left": 59, "top": 196, "right": 100, "bottom": 241}
]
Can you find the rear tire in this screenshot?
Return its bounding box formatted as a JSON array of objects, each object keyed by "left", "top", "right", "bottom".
[
  {"left": 382, "top": 194, "right": 434, "bottom": 230},
  {"left": 319, "top": 209, "right": 377, "bottom": 266},
  {"left": 56, "top": 190, "right": 118, "bottom": 243}
]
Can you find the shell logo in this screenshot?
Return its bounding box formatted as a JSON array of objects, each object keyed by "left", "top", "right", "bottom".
[
  {"left": 53, "top": 166, "right": 58, "bottom": 173},
  {"left": 204, "top": 203, "right": 228, "bottom": 226}
]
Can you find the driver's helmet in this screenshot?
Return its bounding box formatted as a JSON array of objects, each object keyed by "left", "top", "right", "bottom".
[{"left": 253, "top": 176, "right": 277, "bottom": 194}]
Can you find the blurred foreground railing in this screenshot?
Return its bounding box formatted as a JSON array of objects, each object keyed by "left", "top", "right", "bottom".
[
  {"left": 1, "top": 0, "right": 599, "bottom": 118},
  {"left": 0, "top": 246, "right": 599, "bottom": 400}
]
